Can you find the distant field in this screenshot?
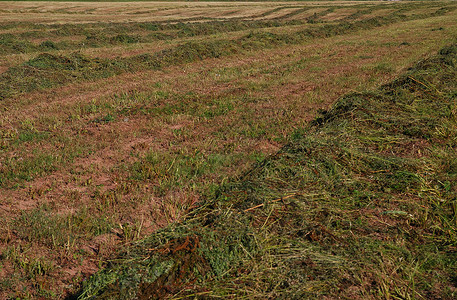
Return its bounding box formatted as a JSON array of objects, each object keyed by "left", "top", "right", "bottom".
[
  {"left": 0, "top": 1, "right": 384, "bottom": 24},
  {"left": 0, "top": 1, "right": 456, "bottom": 298}
]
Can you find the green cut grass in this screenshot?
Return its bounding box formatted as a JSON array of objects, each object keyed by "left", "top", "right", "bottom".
[{"left": 75, "top": 41, "right": 457, "bottom": 299}]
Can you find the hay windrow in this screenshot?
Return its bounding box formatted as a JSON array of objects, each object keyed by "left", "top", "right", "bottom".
[
  {"left": 77, "top": 42, "right": 457, "bottom": 299},
  {"left": 1, "top": 3, "right": 455, "bottom": 101}
]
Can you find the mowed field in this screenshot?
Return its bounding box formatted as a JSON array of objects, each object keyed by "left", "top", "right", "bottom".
[{"left": 0, "top": 1, "right": 457, "bottom": 298}]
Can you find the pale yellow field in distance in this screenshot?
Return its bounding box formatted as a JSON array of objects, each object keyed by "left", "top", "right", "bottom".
[{"left": 0, "top": 1, "right": 379, "bottom": 24}]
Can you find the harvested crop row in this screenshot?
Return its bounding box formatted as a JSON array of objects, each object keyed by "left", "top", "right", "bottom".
[
  {"left": 0, "top": 3, "right": 449, "bottom": 57},
  {"left": 1, "top": 4, "right": 455, "bottom": 101}
]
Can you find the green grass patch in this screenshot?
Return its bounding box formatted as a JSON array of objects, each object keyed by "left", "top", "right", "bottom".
[
  {"left": 13, "top": 205, "right": 114, "bottom": 249},
  {"left": 129, "top": 151, "right": 235, "bottom": 197}
]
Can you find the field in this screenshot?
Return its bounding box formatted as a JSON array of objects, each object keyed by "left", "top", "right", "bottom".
[{"left": 0, "top": 1, "right": 456, "bottom": 298}]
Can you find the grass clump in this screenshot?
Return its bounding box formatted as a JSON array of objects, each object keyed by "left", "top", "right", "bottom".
[
  {"left": 76, "top": 41, "right": 457, "bottom": 299},
  {"left": 0, "top": 33, "right": 36, "bottom": 54}
]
